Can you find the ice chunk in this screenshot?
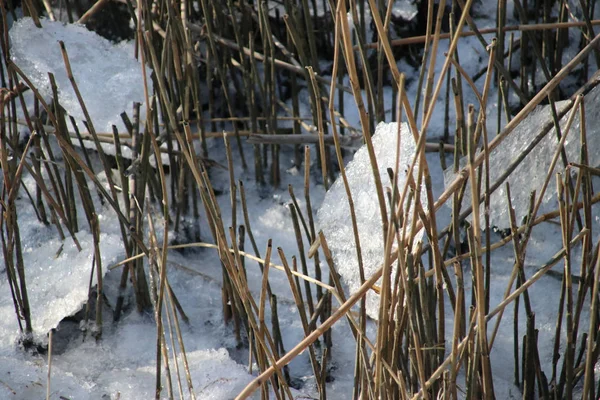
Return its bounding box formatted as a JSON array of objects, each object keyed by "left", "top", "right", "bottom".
[
  {"left": 317, "top": 122, "right": 426, "bottom": 319},
  {"left": 0, "top": 206, "right": 122, "bottom": 345},
  {"left": 392, "top": 0, "right": 418, "bottom": 21},
  {"left": 444, "top": 84, "right": 600, "bottom": 229},
  {"left": 9, "top": 18, "right": 149, "bottom": 134}
]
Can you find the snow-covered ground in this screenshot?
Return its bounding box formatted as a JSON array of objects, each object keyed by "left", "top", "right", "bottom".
[{"left": 2, "top": 2, "right": 600, "bottom": 398}]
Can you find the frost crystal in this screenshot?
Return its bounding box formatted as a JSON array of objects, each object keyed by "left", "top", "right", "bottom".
[{"left": 317, "top": 122, "right": 427, "bottom": 319}]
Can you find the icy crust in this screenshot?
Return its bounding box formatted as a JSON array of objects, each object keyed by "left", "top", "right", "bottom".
[
  {"left": 97, "top": 348, "right": 254, "bottom": 399},
  {"left": 317, "top": 122, "right": 426, "bottom": 319},
  {"left": 9, "top": 18, "right": 148, "bottom": 134},
  {"left": 0, "top": 349, "right": 253, "bottom": 399},
  {"left": 0, "top": 171, "right": 124, "bottom": 345},
  {"left": 0, "top": 226, "right": 122, "bottom": 345},
  {"left": 444, "top": 85, "right": 600, "bottom": 229},
  {"left": 0, "top": 356, "right": 94, "bottom": 398}
]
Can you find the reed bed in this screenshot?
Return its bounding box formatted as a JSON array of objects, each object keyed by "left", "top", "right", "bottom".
[{"left": 2, "top": 0, "right": 600, "bottom": 398}]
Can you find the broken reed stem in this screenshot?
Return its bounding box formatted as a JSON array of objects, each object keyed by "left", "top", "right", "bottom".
[
  {"left": 77, "top": 0, "right": 109, "bottom": 24},
  {"left": 163, "top": 290, "right": 184, "bottom": 399},
  {"left": 258, "top": 240, "right": 272, "bottom": 345},
  {"left": 583, "top": 243, "right": 600, "bottom": 398},
  {"left": 146, "top": 208, "right": 170, "bottom": 398},
  {"left": 279, "top": 251, "right": 323, "bottom": 386},
  {"left": 110, "top": 242, "right": 337, "bottom": 298},
  {"left": 339, "top": 0, "right": 391, "bottom": 246},
  {"left": 556, "top": 173, "right": 573, "bottom": 399},
  {"left": 223, "top": 133, "right": 237, "bottom": 234},
  {"left": 150, "top": 142, "right": 172, "bottom": 399},
  {"left": 421, "top": 0, "right": 446, "bottom": 119}
]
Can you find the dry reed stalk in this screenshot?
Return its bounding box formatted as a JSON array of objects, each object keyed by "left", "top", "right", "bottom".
[
  {"left": 5, "top": 0, "right": 600, "bottom": 397},
  {"left": 301, "top": 149, "right": 328, "bottom": 348},
  {"left": 327, "top": 14, "right": 371, "bottom": 393},
  {"left": 77, "top": 0, "right": 109, "bottom": 24},
  {"left": 583, "top": 243, "right": 600, "bottom": 398},
  {"left": 146, "top": 208, "right": 172, "bottom": 398},
  {"left": 339, "top": 0, "right": 389, "bottom": 241},
  {"left": 163, "top": 290, "right": 184, "bottom": 399}
]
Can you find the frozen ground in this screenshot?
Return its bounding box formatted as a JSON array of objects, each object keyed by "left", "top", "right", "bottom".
[{"left": 2, "top": 5, "right": 600, "bottom": 400}]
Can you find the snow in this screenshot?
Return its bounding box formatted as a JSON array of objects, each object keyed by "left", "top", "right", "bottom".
[
  {"left": 317, "top": 122, "right": 427, "bottom": 319},
  {"left": 444, "top": 84, "right": 600, "bottom": 228},
  {"left": 9, "top": 17, "right": 149, "bottom": 135},
  {"left": 0, "top": 191, "right": 282, "bottom": 399},
  {"left": 0, "top": 253, "right": 261, "bottom": 399}
]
